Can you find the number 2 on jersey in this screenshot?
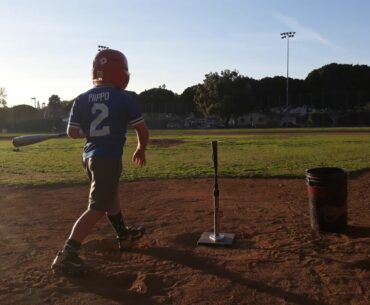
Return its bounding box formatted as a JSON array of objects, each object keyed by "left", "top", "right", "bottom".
[{"left": 90, "top": 103, "right": 110, "bottom": 136}]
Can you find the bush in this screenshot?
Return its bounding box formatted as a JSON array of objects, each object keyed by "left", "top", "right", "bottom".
[
  {"left": 10, "top": 118, "right": 66, "bottom": 133},
  {"left": 307, "top": 112, "right": 333, "bottom": 127},
  {"left": 338, "top": 111, "right": 370, "bottom": 127}
]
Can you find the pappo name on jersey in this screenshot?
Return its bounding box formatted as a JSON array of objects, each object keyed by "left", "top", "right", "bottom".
[{"left": 88, "top": 92, "right": 110, "bottom": 103}]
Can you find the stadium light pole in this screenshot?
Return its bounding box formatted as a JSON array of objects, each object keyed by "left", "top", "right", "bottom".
[
  {"left": 98, "top": 45, "right": 109, "bottom": 51},
  {"left": 280, "top": 31, "right": 295, "bottom": 108}
]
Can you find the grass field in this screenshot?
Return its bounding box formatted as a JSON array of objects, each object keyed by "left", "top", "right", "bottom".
[{"left": 1, "top": 128, "right": 370, "bottom": 185}]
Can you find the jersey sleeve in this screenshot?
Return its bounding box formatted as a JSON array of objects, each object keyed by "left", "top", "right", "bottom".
[
  {"left": 67, "top": 97, "right": 82, "bottom": 129},
  {"left": 126, "top": 96, "right": 145, "bottom": 127}
]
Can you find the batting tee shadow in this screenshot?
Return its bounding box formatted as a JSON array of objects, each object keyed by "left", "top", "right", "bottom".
[
  {"left": 131, "top": 246, "right": 329, "bottom": 305},
  {"left": 345, "top": 225, "right": 370, "bottom": 238}
]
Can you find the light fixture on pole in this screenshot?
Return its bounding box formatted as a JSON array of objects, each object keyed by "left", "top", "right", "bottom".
[
  {"left": 98, "top": 45, "right": 109, "bottom": 51},
  {"left": 280, "top": 31, "right": 296, "bottom": 108}
]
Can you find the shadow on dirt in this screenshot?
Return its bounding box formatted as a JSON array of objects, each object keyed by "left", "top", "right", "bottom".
[
  {"left": 132, "top": 246, "right": 329, "bottom": 305},
  {"left": 60, "top": 268, "right": 162, "bottom": 305},
  {"left": 345, "top": 225, "right": 370, "bottom": 238}
]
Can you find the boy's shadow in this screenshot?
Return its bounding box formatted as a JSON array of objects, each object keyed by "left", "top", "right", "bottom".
[
  {"left": 61, "top": 239, "right": 166, "bottom": 305},
  {"left": 63, "top": 269, "right": 154, "bottom": 305}
]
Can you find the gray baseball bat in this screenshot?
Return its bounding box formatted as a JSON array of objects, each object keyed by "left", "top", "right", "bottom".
[{"left": 12, "top": 132, "right": 67, "bottom": 147}]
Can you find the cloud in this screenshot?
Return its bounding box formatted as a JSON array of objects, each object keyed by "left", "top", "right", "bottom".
[{"left": 274, "top": 13, "right": 337, "bottom": 48}]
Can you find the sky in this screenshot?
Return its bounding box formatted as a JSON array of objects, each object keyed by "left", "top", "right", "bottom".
[{"left": 1, "top": 0, "right": 370, "bottom": 107}]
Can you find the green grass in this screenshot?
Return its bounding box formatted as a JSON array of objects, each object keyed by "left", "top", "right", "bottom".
[{"left": 1, "top": 128, "right": 370, "bottom": 185}]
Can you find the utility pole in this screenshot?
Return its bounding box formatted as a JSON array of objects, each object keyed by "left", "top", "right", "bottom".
[{"left": 280, "top": 32, "right": 296, "bottom": 108}]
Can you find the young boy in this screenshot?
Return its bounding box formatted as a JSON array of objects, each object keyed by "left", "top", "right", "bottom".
[{"left": 51, "top": 48, "right": 149, "bottom": 275}]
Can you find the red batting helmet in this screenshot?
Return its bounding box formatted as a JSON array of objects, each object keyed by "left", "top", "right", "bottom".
[{"left": 92, "top": 49, "right": 130, "bottom": 89}]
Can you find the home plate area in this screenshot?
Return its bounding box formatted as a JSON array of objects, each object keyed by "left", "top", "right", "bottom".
[{"left": 0, "top": 175, "right": 369, "bottom": 305}]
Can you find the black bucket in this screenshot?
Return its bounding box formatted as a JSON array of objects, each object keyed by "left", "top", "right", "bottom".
[{"left": 305, "top": 167, "right": 347, "bottom": 233}]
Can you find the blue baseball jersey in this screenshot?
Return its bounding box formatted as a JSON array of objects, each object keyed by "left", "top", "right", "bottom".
[{"left": 67, "top": 86, "right": 144, "bottom": 158}]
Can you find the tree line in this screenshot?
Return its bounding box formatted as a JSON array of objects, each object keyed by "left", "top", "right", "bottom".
[{"left": 1, "top": 62, "right": 370, "bottom": 131}]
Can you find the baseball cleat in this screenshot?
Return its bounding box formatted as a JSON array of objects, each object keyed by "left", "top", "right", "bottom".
[
  {"left": 117, "top": 226, "right": 145, "bottom": 250},
  {"left": 51, "top": 250, "right": 89, "bottom": 276}
]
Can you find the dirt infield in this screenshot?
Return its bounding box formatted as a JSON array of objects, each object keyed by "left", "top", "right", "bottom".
[{"left": 0, "top": 175, "right": 369, "bottom": 305}]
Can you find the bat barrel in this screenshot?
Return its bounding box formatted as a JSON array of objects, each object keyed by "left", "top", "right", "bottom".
[{"left": 12, "top": 133, "right": 66, "bottom": 147}]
